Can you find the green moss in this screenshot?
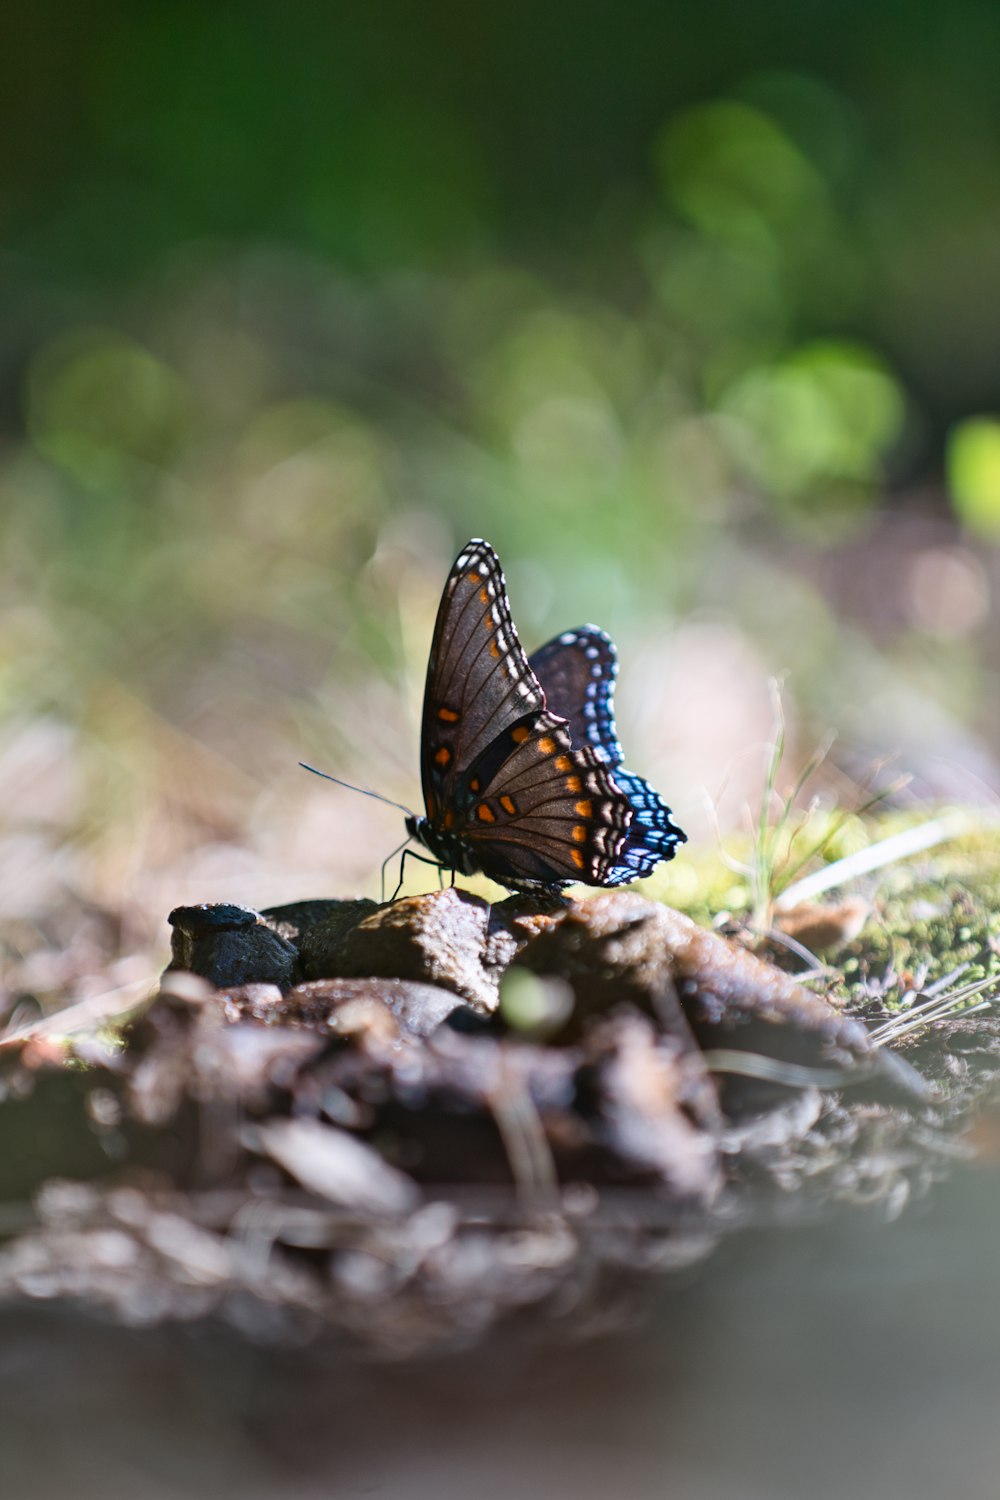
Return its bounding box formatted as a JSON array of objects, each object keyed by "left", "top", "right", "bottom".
[{"left": 641, "top": 810, "right": 1000, "bottom": 1013}]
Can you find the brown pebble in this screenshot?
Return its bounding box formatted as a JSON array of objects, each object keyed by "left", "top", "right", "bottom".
[
  {"left": 325, "top": 890, "right": 506, "bottom": 1013},
  {"left": 774, "top": 897, "right": 872, "bottom": 953}
]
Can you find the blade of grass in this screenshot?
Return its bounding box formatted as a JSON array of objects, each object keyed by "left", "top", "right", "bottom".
[{"left": 774, "top": 811, "right": 976, "bottom": 912}]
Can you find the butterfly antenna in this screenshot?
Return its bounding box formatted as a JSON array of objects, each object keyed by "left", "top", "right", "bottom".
[{"left": 298, "top": 763, "right": 415, "bottom": 818}]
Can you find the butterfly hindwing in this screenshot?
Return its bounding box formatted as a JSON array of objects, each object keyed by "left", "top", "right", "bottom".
[
  {"left": 530, "top": 625, "right": 686, "bottom": 883},
  {"left": 602, "top": 768, "right": 685, "bottom": 883},
  {"left": 529, "top": 626, "right": 623, "bottom": 764}
]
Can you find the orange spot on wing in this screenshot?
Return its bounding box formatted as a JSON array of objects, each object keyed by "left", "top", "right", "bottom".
[
  {"left": 571, "top": 848, "right": 585, "bottom": 869},
  {"left": 469, "top": 777, "right": 480, "bottom": 792},
  {"left": 479, "top": 587, "right": 489, "bottom": 605},
  {"left": 566, "top": 776, "right": 582, "bottom": 793},
  {"left": 572, "top": 825, "right": 587, "bottom": 843},
  {"left": 477, "top": 803, "right": 495, "bottom": 823},
  {"left": 512, "top": 726, "right": 529, "bottom": 744},
  {"left": 434, "top": 746, "right": 451, "bottom": 766},
  {"left": 499, "top": 795, "right": 516, "bottom": 815},
  {"left": 443, "top": 809, "right": 455, "bottom": 830},
  {"left": 489, "top": 640, "right": 500, "bottom": 658},
  {"left": 555, "top": 755, "right": 571, "bottom": 773},
  {"left": 538, "top": 736, "right": 555, "bottom": 754},
  {"left": 468, "top": 572, "right": 481, "bottom": 585},
  {"left": 438, "top": 707, "right": 459, "bottom": 723},
  {"left": 575, "top": 800, "right": 593, "bottom": 818}
]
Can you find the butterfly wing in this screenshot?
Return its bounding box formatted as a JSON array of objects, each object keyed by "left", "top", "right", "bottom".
[
  {"left": 529, "top": 626, "right": 686, "bottom": 883},
  {"left": 456, "top": 711, "right": 633, "bottom": 884},
  {"left": 418, "top": 543, "right": 633, "bottom": 886},
  {"left": 419, "top": 539, "right": 544, "bottom": 827},
  {"left": 602, "top": 766, "right": 686, "bottom": 883},
  {"left": 529, "top": 626, "right": 623, "bottom": 764}
]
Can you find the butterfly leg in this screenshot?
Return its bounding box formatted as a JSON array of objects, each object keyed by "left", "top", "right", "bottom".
[
  {"left": 390, "top": 847, "right": 445, "bottom": 902},
  {"left": 380, "top": 837, "right": 412, "bottom": 903}
]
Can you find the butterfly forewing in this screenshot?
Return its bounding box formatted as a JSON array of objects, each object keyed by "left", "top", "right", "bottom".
[
  {"left": 420, "top": 540, "right": 543, "bottom": 823},
  {"left": 459, "top": 712, "right": 632, "bottom": 883}
]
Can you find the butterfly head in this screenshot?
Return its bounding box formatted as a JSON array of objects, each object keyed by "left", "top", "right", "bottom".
[
  {"left": 403, "top": 811, "right": 424, "bottom": 847},
  {"left": 405, "top": 810, "right": 480, "bottom": 876}
]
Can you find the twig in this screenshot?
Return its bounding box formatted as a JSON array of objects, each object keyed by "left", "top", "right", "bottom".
[
  {"left": 488, "top": 1059, "right": 560, "bottom": 1213},
  {"left": 0, "top": 975, "right": 156, "bottom": 1049},
  {"left": 870, "top": 973, "right": 999, "bottom": 1046},
  {"left": 774, "top": 811, "right": 976, "bottom": 911},
  {"left": 700, "top": 1048, "right": 874, "bottom": 1090}
]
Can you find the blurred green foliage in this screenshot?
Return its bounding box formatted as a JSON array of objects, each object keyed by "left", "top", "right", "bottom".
[{"left": 948, "top": 419, "right": 1000, "bottom": 539}]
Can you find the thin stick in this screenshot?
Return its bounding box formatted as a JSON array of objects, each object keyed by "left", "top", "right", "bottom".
[
  {"left": 763, "top": 926, "right": 826, "bottom": 972},
  {"left": 871, "top": 974, "right": 999, "bottom": 1045},
  {"left": 871, "top": 972, "right": 992, "bottom": 1032},
  {"left": 700, "top": 1048, "right": 874, "bottom": 1090},
  {"left": 774, "top": 811, "right": 975, "bottom": 911},
  {"left": 922, "top": 962, "right": 972, "bottom": 998},
  {"left": 0, "top": 975, "right": 156, "bottom": 1049},
  {"left": 488, "top": 1064, "right": 560, "bottom": 1211}
]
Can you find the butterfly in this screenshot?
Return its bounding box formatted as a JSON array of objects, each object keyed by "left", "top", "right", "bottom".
[{"left": 403, "top": 539, "right": 685, "bottom": 891}]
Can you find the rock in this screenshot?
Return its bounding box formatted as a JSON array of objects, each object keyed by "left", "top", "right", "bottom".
[
  {"left": 260, "top": 899, "right": 369, "bottom": 943},
  {"left": 773, "top": 897, "right": 872, "bottom": 953},
  {"left": 162, "top": 892, "right": 929, "bottom": 1116},
  {"left": 286, "top": 899, "right": 381, "bottom": 971},
  {"left": 516, "top": 892, "right": 697, "bottom": 1044},
  {"left": 249, "top": 1117, "right": 421, "bottom": 1217},
  {"left": 293, "top": 978, "right": 464, "bottom": 1039},
  {"left": 518, "top": 892, "right": 928, "bottom": 1107},
  {"left": 319, "top": 890, "right": 505, "bottom": 1013},
  {"left": 221, "top": 977, "right": 462, "bottom": 1046},
  {"left": 217, "top": 982, "right": 286, "bottom": 1020},
  {"left": 655, "top": 902, "right": 884, "bottom": 1068},
  {"left": 167, "top": 904, "right": 298, "bottom": 992},
  {"left": 574, "top": 1012, "right": 721, "bottom": 1206}
]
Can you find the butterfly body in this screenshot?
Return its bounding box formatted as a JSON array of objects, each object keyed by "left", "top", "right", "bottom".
[{"left": 409, "top": 540, "right": 685, "bottom": 892}]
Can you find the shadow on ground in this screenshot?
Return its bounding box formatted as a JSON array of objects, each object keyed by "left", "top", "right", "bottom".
[{"left": 4, "top": 1156, "right": 998, "bottom": 1500}]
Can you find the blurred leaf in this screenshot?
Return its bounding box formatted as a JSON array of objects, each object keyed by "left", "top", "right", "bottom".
[
  {"left": 26, "top": 331, "right": 190, "bottom": 493},
  {"left": 718, "top": 341, "right": 905, "bottom": 507},
  {"left": 947, "top": 417, "right": 1000, "bottom": 538},
  {"left": 655, "top": 101, "right": 830, "bottom": 249}
]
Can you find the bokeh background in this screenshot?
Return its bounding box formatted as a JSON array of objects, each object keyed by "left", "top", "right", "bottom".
[
  {"left": 5, "top": 12, "right": 1000, "bottom": 1500},
  {"left": 2, "top": 0, "right": 1000, "bottom": 981}
]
